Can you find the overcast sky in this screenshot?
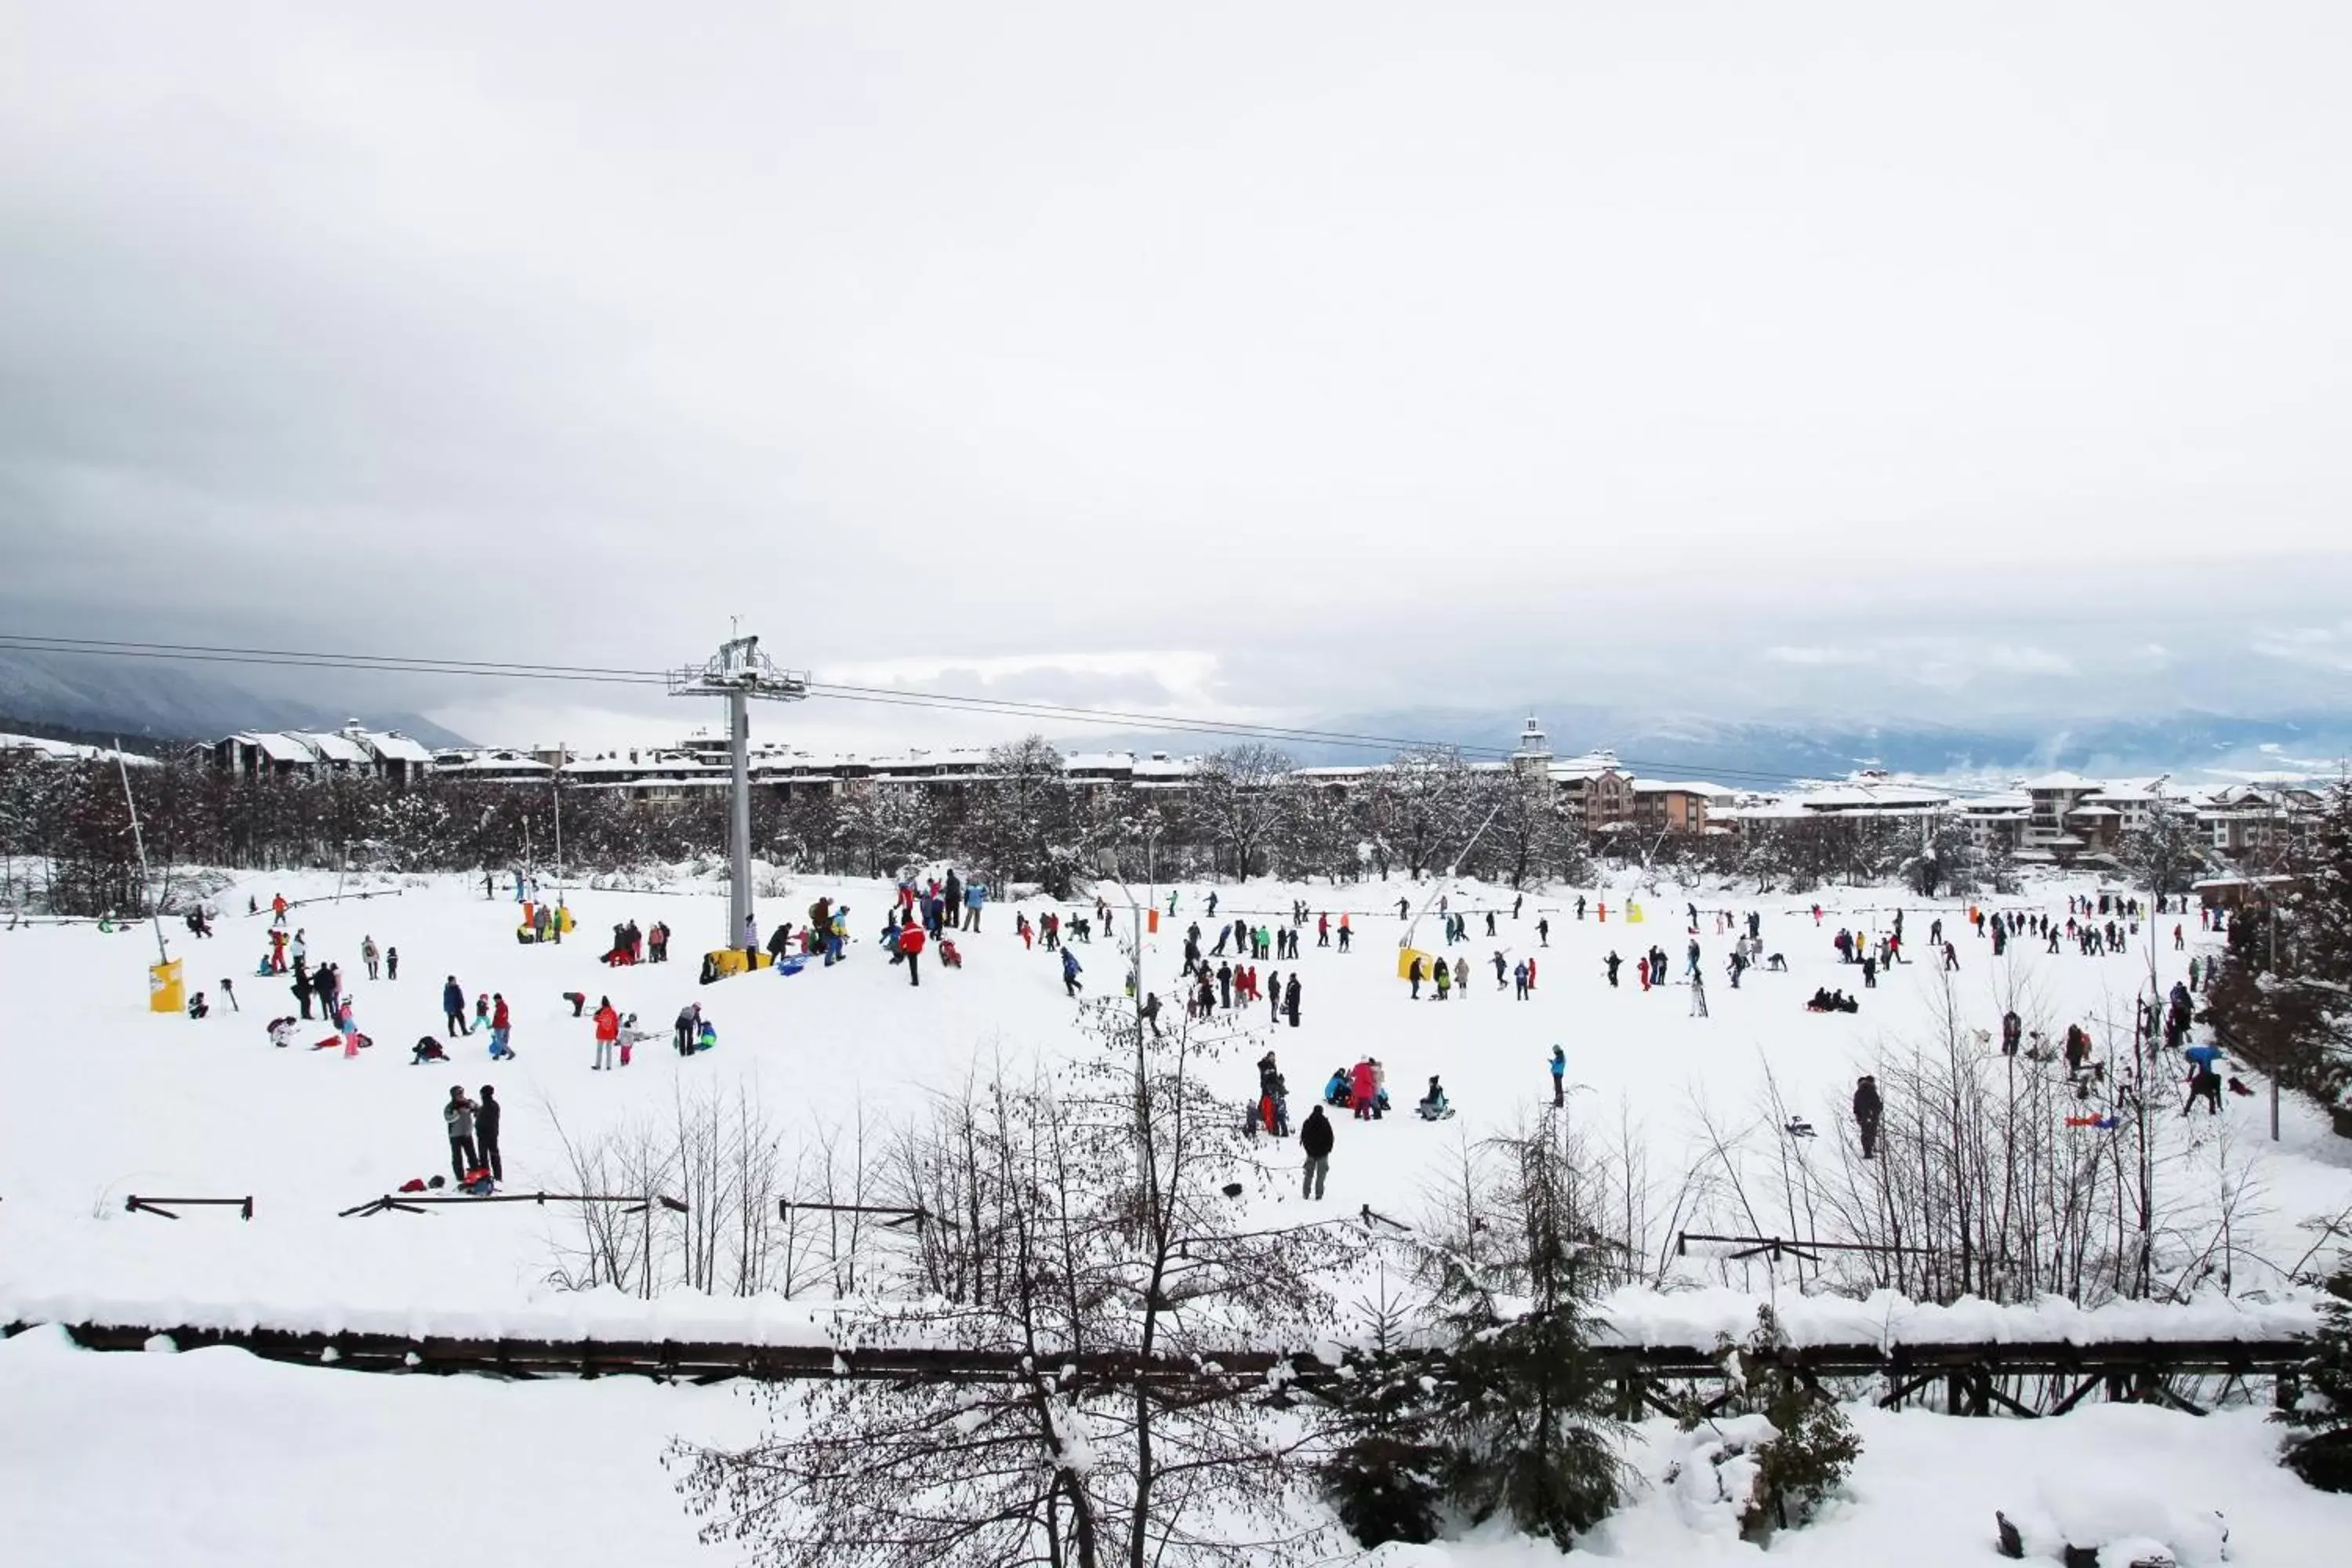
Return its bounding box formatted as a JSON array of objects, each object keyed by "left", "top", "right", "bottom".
[{"left": 4, "top": 3, "right": 2350, "bottom": 752}]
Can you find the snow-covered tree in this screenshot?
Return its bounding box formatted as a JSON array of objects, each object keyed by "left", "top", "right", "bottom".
[
  {"left": 1189, "top": 744, "right": 1294, "bottom": 880},
  {"left": 2279, "top": 1261, "right": 2352, "bottom": 1492},
  {"left": 1429, "top": 1116, "right": 1627, "bottom": 1548}
]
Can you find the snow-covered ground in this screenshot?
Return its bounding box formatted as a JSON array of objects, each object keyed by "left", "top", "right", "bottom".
[
  {"left": 4, "top": 865, "right": 2350, "bottom": 1561},
  {"left": 5, "top": 1323, "right": 2347, "bottom": 1566}
]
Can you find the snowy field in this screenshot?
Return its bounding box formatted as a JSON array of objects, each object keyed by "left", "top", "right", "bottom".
[
  {"left": 3, "top": 865, "right": 2347, "bottom": 1319},
  {"left": 5, "top": 1322, "right": 2349, "bottom": 1566},
  {"left": 5, "top": 865, "right": 2352, "bottom": 1562}
]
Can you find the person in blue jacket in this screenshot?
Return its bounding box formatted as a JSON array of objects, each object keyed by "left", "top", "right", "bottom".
[
  {"left": 1549, "top": 1044, "right": 1566, "bottom": 1107},
  {"left": 964, "top": 880, "right": 986, "bottom": 931},
  {"left": 442, "top": 976, "right": 469, "bottom": 1036},
  {"left": 1062, "top": 947, "right": 1083, "bottom": 997}
]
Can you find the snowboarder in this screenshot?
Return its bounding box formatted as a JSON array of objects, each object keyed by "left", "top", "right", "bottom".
[
  {"left": 1300, "top": 1104, "right": 1333, "bottom": 1200},
  {"left": 1853, "top": 1076, "right": 1882, "bottom": 1159}
]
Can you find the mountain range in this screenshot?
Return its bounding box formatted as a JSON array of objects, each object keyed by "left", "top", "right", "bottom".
[
  {"left": 0, "top": 650, "right": 472, "bottom": 750},
  {"left": 7, "top": 647, "right": 2345, "bottom": 787},
  {"left": 1072, "top": 702, "right": 2352, "bottom": 788}
]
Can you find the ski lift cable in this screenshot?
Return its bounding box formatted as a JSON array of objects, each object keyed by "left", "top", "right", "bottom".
[{"left": 0, "top": 631, "right": 1829, "bottom": 786}]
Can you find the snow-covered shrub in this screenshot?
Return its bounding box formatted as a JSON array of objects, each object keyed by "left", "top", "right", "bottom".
[{"left": 1678, "top": 1306, "right": 1861, "bottom": 1538}]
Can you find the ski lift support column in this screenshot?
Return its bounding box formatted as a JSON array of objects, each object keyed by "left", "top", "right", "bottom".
[{"left": 668, "top": 633, "right": 809, "bottom": 947}]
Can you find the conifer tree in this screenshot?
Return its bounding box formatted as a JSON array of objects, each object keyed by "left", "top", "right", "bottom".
[
  {"left": 1317, "top": 1279, "right": 1446, "bottom": 1548},
  {"left": 2278, "top": 1262, "right": 2352, "bottom": 1492},
  {"left": 1431, "top": 1119, "right": 1625, "bottom": 1549}
]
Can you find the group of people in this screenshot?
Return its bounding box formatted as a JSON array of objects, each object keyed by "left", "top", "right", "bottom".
[{"left": 601, "top": 919, "right": 671, "bottom": 965}]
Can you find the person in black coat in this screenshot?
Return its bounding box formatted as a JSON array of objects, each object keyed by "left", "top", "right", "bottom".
[
  {"left": 1853, "top": 1075, "right": 1883, "bottom": 1159},
  {"left": 1299, "top": 1105, "right": 1334, "bottom": 1199},
  {"left": 476, "top": 1085, "right": 503, "bottom": 1181}
]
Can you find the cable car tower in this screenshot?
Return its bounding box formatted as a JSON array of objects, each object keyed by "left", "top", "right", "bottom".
[{"left": 669, "top": 631, "right": 809, "bottom": 946}]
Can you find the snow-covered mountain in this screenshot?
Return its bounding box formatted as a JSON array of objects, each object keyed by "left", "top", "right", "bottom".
[
  {"left": 0, "top": 650, "right": 471, "bottom": 749},
  {"left": 1073, "top": 704, "right": 2352, "bottom": 785}
]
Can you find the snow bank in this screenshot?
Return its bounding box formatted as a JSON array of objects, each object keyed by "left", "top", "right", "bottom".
[{"left": 1593, "top": 1284, "right": 2320, "bottom": 1350}]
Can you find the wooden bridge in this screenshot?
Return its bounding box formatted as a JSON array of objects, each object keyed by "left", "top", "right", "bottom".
[{"left": 1, "top": 1318, "right": 2307, "bottom": 1419}]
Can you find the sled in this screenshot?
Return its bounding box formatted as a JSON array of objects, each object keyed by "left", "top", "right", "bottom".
[{"left": 1415, "top": 1107, "right": 1457, "bottom": 1121}]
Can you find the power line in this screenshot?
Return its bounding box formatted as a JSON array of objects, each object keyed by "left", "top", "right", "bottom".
[{"left": 0, "top": 631, "right": 1826, "bottom": 787}]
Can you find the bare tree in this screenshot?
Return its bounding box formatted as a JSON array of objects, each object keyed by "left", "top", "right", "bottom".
[{"left": 677, "top": 1010, "right": 1345, "bottom": 1568}]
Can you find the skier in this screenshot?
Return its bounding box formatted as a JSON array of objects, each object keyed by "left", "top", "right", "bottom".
[
  {"left": 1853, "top": 1076, "right": 1882, "bottom": 1159},
  {"left": 1549, "top": 1044, "right": 1566, "bottom": 1106},
  {"left": 1299, "top": 1104, "right": 1333, "bottom": 1200},
  {"left": 443, "top": 976, "right": 469, "bottom": 1036},
  {"left": 444, "top": 1087, "right": 479, "bottom": 1183},
  {"left": 476, "top": 1085, "right": 503, "bottom": 1182}
]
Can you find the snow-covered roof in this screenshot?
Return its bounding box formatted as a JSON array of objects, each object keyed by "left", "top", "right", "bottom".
[
  {"left": 289, "top": 731, "right": 369, "bottom": 764},
  {"left": 1955, "top": 792, "right": 2031, "bottom": 811},
  {"left": 1628, "top": 779, "right": 1731, "bottom": 797},
  {"left": 352, "top": 730, "right": 436, "bottom": 764},
  {"left": 2020, "top": 771, "right": 2100, "bottom": 792},
  {"left": 226, "top": 731, "right": 318, "bottom": 763},
  {"left": 434, "top": 751, "right": 554, "bottom": 774},
  {"left": 2065, "top": 804, "right": 2121, "bottom": 818},
  {"left": 0, "top": 733, "right": 158, "bottom": 766}
]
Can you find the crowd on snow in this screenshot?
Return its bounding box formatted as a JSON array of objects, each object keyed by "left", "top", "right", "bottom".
[{"left": 166, "top": 872, "right": 2245, "bottom": 1217}]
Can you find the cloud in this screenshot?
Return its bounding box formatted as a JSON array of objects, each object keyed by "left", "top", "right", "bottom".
[
  {"left": 4, "top": 6, "right": 2352, "bottom": 745},
  {"left": 1765, "top": 645, "right": 1869, "bottom": 666}
]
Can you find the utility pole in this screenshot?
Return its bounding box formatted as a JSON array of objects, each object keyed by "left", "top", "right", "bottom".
[
  {"left": 670, "top": 633, "right": 808, "bottom": 947},
  {"left": 552, "top": 741, "right": 565, "bottom": 906},
  {"left": 116, "top": 748, "right": 167, "bottom": 965}
]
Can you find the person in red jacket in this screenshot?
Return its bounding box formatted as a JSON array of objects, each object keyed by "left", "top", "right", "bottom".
[
  {"left": 898, "top": 923, "right": 926, "bottom": 986},
  {"left": 489, "top": 993, "right": 514, "bottom": 1060},
  {"left": 592, "top": 997, "right": 619, "bottom": 1070}
]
